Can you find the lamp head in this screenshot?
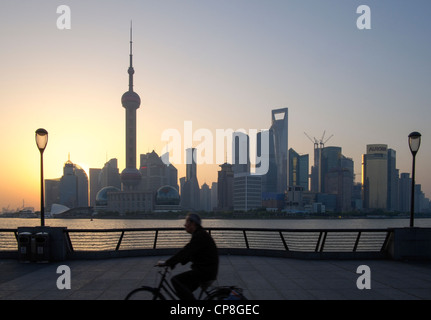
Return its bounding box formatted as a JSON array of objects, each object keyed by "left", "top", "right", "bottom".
[
  {"left": 408, "top": 131, "right": 421, "bottom": 155},
  {"left": 35, "top": 128, "right": 48, "bottom": 152}
]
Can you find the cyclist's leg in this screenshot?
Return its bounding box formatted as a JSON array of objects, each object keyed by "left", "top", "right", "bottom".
[{"left": 171, "top": 271, "right": 200, "bottom": 300}]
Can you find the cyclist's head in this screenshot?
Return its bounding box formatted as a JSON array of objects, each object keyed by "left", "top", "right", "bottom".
[
  {"left": 186, "top": 213, "right": 201, "bottom": 225},
  {"left": 184, "top": 213, "right": 201, "bottom": 233}
]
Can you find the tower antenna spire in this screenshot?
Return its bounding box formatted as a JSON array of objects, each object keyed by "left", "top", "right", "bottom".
[
  {"left": 130, "top": 20, "right": 133, "bottom": 56},
  {"left": 121, "top": 21, "right": 142, "bottom": 190},
  {"left": 128, "top": 20, "right": 134, "bottom": 92}
]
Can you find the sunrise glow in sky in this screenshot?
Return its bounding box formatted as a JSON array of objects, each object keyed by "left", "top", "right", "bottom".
[{"left": 1, "top": 0, "right": 430, "bottom": 211}]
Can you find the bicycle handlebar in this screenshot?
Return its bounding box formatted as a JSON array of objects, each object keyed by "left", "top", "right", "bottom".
[{"left": 155, "top": 260, "right": 167, "bottom": 267}]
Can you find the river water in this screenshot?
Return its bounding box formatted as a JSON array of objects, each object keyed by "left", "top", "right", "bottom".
[{"left": 1, "top": 217, "right": 431, "bottom": 229}]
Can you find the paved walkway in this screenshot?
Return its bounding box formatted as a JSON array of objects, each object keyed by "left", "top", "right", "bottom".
[{"left": 0, "top": 256, "right": 430, "bottom": 300}]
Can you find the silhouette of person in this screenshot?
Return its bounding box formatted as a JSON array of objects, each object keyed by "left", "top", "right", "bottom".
[{"left": 162, "top": 213, "right": 219, "bottom": 300}]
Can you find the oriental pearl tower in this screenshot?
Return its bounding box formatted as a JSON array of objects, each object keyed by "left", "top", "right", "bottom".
[{"left": 120, "top": 23, "right": 142, "bottom": 190}]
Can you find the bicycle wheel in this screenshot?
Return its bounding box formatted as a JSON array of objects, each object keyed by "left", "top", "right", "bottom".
[
  {"left": 205, "top": 287, "right": 231, "bottom": 300},
  {"left": 205, "top": 287, "right": 248, "bottom": 300},
  {"left": 125, "top": 286, "right": 165, "bottom": 300}
]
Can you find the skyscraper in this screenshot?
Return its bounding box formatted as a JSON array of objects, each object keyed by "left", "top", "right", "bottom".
[
  {"left": 217, "top": 162, "right": 234, "bottom": 211},
  {"left": 325, "top": 167, "right": 353, "bottom": 212},
  {"left": 89, "top": 168, "right": 101, "bottom": 207},
  {"left": 139, "top": 150, "right": 178, "bottom": 193},
  {"left": 362, "top": 144, "right": 388, "bottom": 210},
  {"left": 181, "top": 148, "right": 200, "bottom": 210},
  {"left": 387, "top": 149, "right": 398, "bottom": 212},
  {"left": 270, "top": 108, "right": 288, "bottom": 194},
  {"left": 289, "top": 148, "right": 309, "bottom": 191},
  {"left": 120, "top": 23, "right": 142, "bottom": 190},
  {"left": 257, "top": 130, "right": 277, "bottom": 193},
  {"left": 186, "top": 148, "right": 197, "bottom": 182},
  {"left": 100, "top": 159, "right": 121, "bottom": 190},
  {"left": 200, "top": 183, "right": 212, "bottom": 212},
  {"left": 232, "top": 131, "right": 250, "bottom": 175},
  {"left": 54, "top": 158, "right": 88, "bottom": 209},
  {"left": 233, "top": 174, "right": 262, "bottom": 212},
  {"left": 320, "top": 146, "right": 342, "bottom": 193},
  {"left": 399, "top": 173, "right": 411, "bottom": 213},
  {"left": 89, "top": 159, "right": 121, "bottom": 206},
  {"left": 211, "top": 182, "right": 218, "bottom": 211}
]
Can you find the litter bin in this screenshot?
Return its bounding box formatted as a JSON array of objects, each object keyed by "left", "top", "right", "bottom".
[
  {"left": 18, "top": 232, "right": 32, "bottom": 262},
  {"left": 33, "top": 232, "right": 50, "bottom": 262}
]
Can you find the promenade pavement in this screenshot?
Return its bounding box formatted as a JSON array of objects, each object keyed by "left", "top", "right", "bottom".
[{"left": 0, "top": 255, "right": 430, "bottom": 300}]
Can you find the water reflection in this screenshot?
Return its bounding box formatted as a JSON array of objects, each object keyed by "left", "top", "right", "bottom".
[{"left": 1, "top": 217, "right": 431, "bottom": 229}]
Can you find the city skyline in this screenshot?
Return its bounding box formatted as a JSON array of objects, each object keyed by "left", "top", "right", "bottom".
[{"left": 1, "top": 1, "right": 431, "bottom": 211}]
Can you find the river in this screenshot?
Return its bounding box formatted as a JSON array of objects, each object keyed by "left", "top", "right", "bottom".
[{"left": 1, "top": 217, "right": 431, "bottom": 229}]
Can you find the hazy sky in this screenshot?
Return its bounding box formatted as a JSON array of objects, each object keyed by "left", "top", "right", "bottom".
[{"left": 1, "top": 0, "right": 430, "bottom": 211}]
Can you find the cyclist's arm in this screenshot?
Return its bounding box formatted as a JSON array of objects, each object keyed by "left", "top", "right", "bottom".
[{"left": 165, "top": 233, "right": 205, "bottom": 267}]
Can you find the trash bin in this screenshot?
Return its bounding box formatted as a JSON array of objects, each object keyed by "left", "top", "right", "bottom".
[
  {"left": 18, "top": 232, "right": 32, "bottom": 262},
  {"left": 33, "top": 232, "right": 50, "bottom": 262}
]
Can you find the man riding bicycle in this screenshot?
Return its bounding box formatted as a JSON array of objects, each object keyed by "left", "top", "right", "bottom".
[{"left": 159, "top": 213, "right": 219, "bottom": 300}]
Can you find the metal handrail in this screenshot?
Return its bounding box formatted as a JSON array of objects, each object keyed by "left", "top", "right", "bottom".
[
  {"left": 0, "top": 227, "right": 393, "bottom": 259},
  {"left": 0, "top": 229, "right": 18, "bottom": 251},
  {"left": 64, "top": 227, "right": 392, "bottom": 253}
]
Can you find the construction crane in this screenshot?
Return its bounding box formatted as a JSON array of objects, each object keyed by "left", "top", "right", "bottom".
[
  {"left": 304, "top": 131, "right": 334, "bottom": 193},
  {"left": 319, "top": 130, "right": 334, "bottom": 149},
  {"left": 304, "top": 131, "right": 334, "bottom": 149},
  {"left": 304, "top": 132, "right": 319, "bottom": 150}
]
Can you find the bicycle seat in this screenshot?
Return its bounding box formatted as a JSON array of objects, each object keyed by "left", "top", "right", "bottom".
[{"left": 200, "top": 280, "right": 215, "bottom": 290}]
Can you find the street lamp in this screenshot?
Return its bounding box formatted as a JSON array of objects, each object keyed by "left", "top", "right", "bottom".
[
  {"left": 408, "top": 131, "right": 421, "bottom": 227},
  {"left": 35, "top": 128, "right": 48, "bottom": 227}
]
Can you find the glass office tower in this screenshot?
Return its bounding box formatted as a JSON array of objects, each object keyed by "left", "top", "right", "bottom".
[{"left": 270, "top": 108, "right": 288, "bottom": 194}]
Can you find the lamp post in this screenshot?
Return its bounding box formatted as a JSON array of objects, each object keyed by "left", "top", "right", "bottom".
[
  {"left": 408, "top": 131, "right": 421, "bottom": 228},
  {"left": 35, "top": 128, "right": 48, "bottom": 227}
]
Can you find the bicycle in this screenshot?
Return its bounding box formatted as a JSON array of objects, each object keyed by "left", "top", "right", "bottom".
[{"left": 125, "top": 264, "right": 247, "bottom": 300}]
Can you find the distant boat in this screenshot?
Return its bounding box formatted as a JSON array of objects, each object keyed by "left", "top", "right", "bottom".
[{"left": 19, "top": 209, "right": 33, "bottom": 214}]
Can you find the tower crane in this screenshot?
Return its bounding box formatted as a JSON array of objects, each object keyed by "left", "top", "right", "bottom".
[
  {"left": 304, "top": 132, "right": 318, "bottom": 150},
  {"left": 320, "top": 130, "right": 334, "bottom": 148},
  {"left": 304, "top": 131, "right": 334, "bottom": 193},
  {"left": 304, "top": 131, "right": 334, "bottom": 149}
]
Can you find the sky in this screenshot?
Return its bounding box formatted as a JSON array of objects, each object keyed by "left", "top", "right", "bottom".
[{"left": 1, "top": 0, "right": 431, "bottom": 211}]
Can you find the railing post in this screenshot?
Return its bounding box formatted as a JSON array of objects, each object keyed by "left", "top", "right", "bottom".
[
  {"left": 153, "top": 230, "right": 159, "bottom": 249},
  {"left": 381, "top": 230, "right": 392, "bottom": 252},
  {"left": 279, "top": 231, "right": 289, "bottom": 251},
  {"left": 315, "top": 231, "right": 323, "bottom": 252},
  {"left": 319, "top": 232, "right": 328, "bottom": 252},
  {"left": 116, "top": 231, "right": 125, "bottom": 251},
  {"left": 243, "top": 230, "right": 249, "bottom": 249},
  {"left": 353, "top": 232, "right": 361, "bottom": 252},
  {"left": 64, "top": 230, "right": 74, "bottom": 252}
]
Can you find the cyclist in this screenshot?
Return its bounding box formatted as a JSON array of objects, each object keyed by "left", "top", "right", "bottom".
[{"left": 159, "top": 213, "right": 219, "bottom": 300}]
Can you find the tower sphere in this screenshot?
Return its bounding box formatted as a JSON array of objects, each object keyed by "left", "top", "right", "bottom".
[{"left": 121, "top": 91, "right": 141, "bottom": 110}]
